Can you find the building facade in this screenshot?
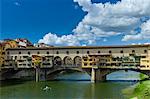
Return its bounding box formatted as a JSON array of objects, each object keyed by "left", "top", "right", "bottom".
[{"left": 1, "top": 44, "right": 149, "bottom": 70}]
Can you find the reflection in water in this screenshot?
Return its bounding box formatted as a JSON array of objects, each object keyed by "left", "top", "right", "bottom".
[
  {"left": 0, "top": 70, "right": 140, "bottom": 99},
  {"left": 91, "top": 83, "right": 95, "bottom": 99},
  {"left": 107, "top": 70, "right": 140, "bottom": 81}
]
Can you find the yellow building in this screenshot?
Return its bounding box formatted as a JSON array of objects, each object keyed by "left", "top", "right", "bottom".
[
  {"left": 32, "top": 55, "right": 43, "bottom": 67},
  {"left": 0, "top": 43, "right": 5, "bottom": 70},
  {"left": 140, "top": 57, "right": 150, "bottom": 70},
  {"left": 82, "top": 54, "right": 112, "bottom": 68},
  {"left": 0, "top": 40, "right": 18, "bottom": 69},
  {"left": 82, "top": 55, "right": 97, "bottom": 68}
]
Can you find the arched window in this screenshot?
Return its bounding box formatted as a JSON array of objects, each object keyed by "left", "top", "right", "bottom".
[
  {"left": 66, "top": 51, "right": 69, "bottom": 54},
  {"left": 19, "top": 52, "right": 21, "bottom": 54},
  {"left": 47, "top": 51, "right": 49, "bottom": 54},
  {"left": 98, "top": 51, "right": 100, "bottom": 53},
  {"left": 56, "top": 51, "right": 59, "bottom": 54},
  {"left": 28, "top": 52, "right": 30, "bottom": 55},
  {"left": 87, "top": 51, "right": 90, "bottom": 54},
  {"left": 109, "top": 50, "right": 112, "bottom": 53},
  {"left": 120, "top": 50, "right": 123, "bottom": 53},
  {"left": 144, "top": 50, "right": 147, "bottom": 53},
  {"left": 132, "top": 50, "right": 135, "bottom": 53},
  {"left": 37, "top": 51, "right": 40, "bottom": 54},
  {"left": 76, "top": 51, "right": 79, "bottom": 54}
]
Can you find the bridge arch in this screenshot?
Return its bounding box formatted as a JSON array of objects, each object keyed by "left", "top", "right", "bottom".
[
  {"left": 53, "top": 56, "right": 62, "bottom": 67},
  {"left": 63, "top": 56, "right": 73, "bottom": 66},
  {"left": 73, "top": 56, "right": 82, "bottom": 67},
  {"left": 46, "top": 68, "right": 83, "bottom": 80},
  {"left": 97, "top": 69, "right": 150, "bottom": 81}
]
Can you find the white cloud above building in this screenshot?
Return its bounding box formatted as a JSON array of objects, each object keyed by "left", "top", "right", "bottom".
[{"left": 38, "top": 0, "right": 150, "bottom": 46}]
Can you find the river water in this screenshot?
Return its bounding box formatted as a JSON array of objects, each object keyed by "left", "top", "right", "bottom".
[{"left": 0, "top": 70, "right": 140, "bottom": 99}]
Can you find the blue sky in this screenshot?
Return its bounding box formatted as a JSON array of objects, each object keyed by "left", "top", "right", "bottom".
[{"left": 1, "top": 0, "right": 150, "bottom": 46}]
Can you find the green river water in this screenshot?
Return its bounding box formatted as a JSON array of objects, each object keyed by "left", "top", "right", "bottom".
[{"left": 0, "top": 71, "right": 140, "bottom": 99}]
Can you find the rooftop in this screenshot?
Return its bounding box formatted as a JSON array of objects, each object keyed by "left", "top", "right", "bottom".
[{"left": 6, "top": 44, "right": 150, "bottom": 50}]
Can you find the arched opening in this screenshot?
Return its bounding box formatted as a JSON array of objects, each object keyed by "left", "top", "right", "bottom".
[
  {"left": 73, "top": 56, "right": 82, "bottom": 67},
  {"left": 53, "top": 56, "right": 62, "bottom": 67},
  {"left": 63, "top": 56, "right": 73, "bottom": 67},
  {"left": 46, "top": 68, "right": 89, "bottom": 81},
  {"left": 106, "top": 70, "right": 149, "bottom": 81}
]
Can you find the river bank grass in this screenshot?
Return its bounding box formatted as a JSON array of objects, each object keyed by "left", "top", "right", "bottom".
[{"left": 122, "top": 74, "right": 150, "bottom": 99}]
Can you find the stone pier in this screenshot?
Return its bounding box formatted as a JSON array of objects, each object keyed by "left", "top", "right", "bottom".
[{"left": 91, "top": 68, "right": 112, "bottom": 82}]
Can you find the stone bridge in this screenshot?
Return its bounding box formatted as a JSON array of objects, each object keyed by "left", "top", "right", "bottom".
[
  {"left": 1, "top": 65, "right": 150, "bottom": 82},
  {"left": 0, "top": 45, "right": 150, "bottom": 82}
]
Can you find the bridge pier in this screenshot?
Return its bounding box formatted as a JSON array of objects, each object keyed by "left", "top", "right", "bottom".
[
  {"left": 35, "top": 68, "right": 48, "bottom": 82},
  {"left": 91, "top": 68, "right": 107, "bottom": 82},
  {"left": 95, "top": 69, "right": 107, "bottom": 82},
  {"left": 35, "top": 67, "right": 39, "bottom": 82},
  {"left": 91, "top": 68, "right": 95, "bottom": 83}
]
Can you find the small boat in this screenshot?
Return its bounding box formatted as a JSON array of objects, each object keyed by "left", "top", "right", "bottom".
[{"left": 43, "top": 86, "right": 51, "bottom": 91}]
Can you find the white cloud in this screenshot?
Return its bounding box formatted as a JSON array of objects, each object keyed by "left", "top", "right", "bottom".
[
  {"left": 39, "top": 0, "right": 150, "bottom": 46},
  {"left": 14, "top": 2, "right": 21, "bottom": 6},
  {"left": 38, "top": 33, "right": 80, "bottom": 46},
  {"left": 103, "top": 38, "right": 107, "bottom": 42},
  {"left": 122, "top": 19, "right": 150, "bottom": 41}
]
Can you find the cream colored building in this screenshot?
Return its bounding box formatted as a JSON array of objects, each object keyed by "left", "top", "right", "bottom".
[
  {"left": 1, "top": 44, "right": 150, "bottom": 70},
  {"left": 140, "top": 57, "right": 150, "bottom": 70}
]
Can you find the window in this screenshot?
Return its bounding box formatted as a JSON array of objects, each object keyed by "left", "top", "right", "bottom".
[
  {"left": 2, "top": 52, "right": 5, "bottom": 55},
  {"left": 66, "top": 51, "right": 69, "bottom": 54},
  {"left": 7, "top": 51, "right": 9, "bottom": 55},
  {"left": 76, "top": 51, "right": 79, "bottom": 54},
  {"left": 144, "top": 50, "right": 147, "bottom": 53},
  {"left": 120, "top": 50, "right": 123, "bottom": 53},
  {"left": 56, "top": 51, "right": 59, "bottom": 54},
  {"left": 98, "top": 51, "right": 100, "bottom": 53},
  {"left": 84, "top": 59, "right": 87, "bottom": 61},
  {"left": 15, "top": 56, "right": 17, "bottom": 59},
  {"left": 132, "top": 50, "right": 135, "bottom": 53},
  {"left": 47, "top": 51, "right": 49, "bottom": 54},
  {"left": 23, "top": 56, "right": 28, "bottom": 58},
  {"left": 90, "top": 63, "right": 92, "bottom": 65},
  {"left": 84, "top": 63, "right": 87, "bottom": 66},
  {"left": 19, "top": 52, "right": 21, "bottom": 54},
  {"left": 89, "top": 59, "right": 92, "bottom": 61},
  {"left": 109, "top": 50, "right": 112, "bottom": 53},
  {"left": 37, "top": 51, "right": 40, "bottom": 54},
  {"left": 141, "top": 56, "right": 146, "bottom": 58},
  {"left": 87, "top": 51, "right": 90, "bottom": 54},
  {"left": 28, "top": 52, "right": 30, "bottom": 55}
]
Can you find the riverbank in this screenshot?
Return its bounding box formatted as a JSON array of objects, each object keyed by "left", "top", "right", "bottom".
[{"left": 123, "top": 73, "right": 150, "bottom": 99}]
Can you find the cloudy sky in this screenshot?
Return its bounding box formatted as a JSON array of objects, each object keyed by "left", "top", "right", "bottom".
[{"left": 1, "top": 0, "right": 150, "bottom": 46}]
